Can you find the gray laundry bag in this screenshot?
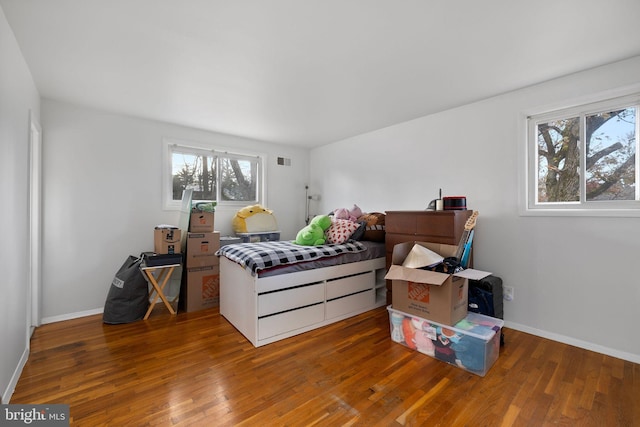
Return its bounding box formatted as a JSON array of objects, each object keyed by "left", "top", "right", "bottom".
[{"left": 103, "top": 255, "right": 149, "bottom": 324}]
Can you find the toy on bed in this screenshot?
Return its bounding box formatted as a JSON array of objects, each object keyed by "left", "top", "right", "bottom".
[
  {"left": 324, "top": 204, "right": 386, "bottom": 243},
  {"left": 358, "top": 212, "right": 386, "bottom": 242},
  {"left": 333, "top": 204, "right": 363, "bottom": 222},
  {"left": 294, "top": 215, "right": 332, "bottom": 246},
  {"left": 232, "top": 204, "right": 279, "bottom": 233}
]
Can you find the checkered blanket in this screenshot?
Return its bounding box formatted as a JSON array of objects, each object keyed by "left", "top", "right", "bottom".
[{"left": 216, "top": 240, "right": 367, "bottom": 275}]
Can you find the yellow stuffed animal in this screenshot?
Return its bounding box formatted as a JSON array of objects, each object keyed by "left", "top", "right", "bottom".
[{"left": 232, "top": 204, "right": 279, "bottom": 233}]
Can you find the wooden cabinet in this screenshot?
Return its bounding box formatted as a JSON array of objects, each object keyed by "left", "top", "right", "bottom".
[{"left": 384, "top": 210, "right": 473, "bottom": 303}]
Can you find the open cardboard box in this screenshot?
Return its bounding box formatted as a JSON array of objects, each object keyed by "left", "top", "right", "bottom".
[{"left": 385, "top": 241, "right": 491, "bottom": 326}]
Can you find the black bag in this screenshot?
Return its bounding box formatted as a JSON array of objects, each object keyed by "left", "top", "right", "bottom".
[
  {"left": 468, "top": 275, "right": 504, "bottom": 344},
  {"left": 423, "top": 256, "right": 462, "bottom": 274},
  {"left": 103, "top": 255, "right": 149, "bottom": 324}
]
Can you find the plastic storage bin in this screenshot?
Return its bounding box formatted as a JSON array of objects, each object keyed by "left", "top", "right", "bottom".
[
  {"left": 220, "top": 236, "right": 243, "bottom": 246},
  {"left": 388, "top": 305, "right": 503, "bottom": 376},
  {"left": 235, "top": 231, "right": 280, "bottom": 243}
]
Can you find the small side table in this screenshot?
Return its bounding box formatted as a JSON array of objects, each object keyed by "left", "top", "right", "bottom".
[{"left": 140, "top": 262, "right": 180, "bottom": 319}]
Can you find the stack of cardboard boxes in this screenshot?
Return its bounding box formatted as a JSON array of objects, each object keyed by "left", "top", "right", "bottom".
[{"left": 180, "top": 208, "right": 221, "bottom": 312}]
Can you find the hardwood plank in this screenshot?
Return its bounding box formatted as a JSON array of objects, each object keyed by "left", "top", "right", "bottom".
[{"left": 10, "top": 306, "right": 639, "bottom": 426}]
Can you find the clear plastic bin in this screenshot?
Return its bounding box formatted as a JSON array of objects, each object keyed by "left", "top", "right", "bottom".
[
  {"left": 235, "top": 231, "right": 280, "bottom": 243},
  {"left": 388, "top": 305, "right": 504, "bottom": 376}
]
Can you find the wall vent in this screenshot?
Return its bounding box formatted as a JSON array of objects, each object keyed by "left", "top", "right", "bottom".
[{"left": 277, "top": 157, "right": 291, "bottom": 166}]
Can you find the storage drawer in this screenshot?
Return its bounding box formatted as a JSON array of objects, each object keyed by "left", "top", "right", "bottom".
[
  {"left": 326, "top": 289, "right": 374, "bottom": 319},
  {"left": 258, "top": 303, "right": 324, "bottom": 340},
  {"left": 258, "top": 282, "right": 324, "bottom": 317},
  {"left": 416, "top": 214, "right": 456, "bottom": 239},
  {"left": 326, "top": 271, "right": 373, "bottom": 300},
  {"left": 385, "top": 212, "right": 417, "bottom": 234}
]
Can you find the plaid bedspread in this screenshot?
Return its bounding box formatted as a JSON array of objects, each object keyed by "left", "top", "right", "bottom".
[{"left": 216, "top": 240, "right": 367, "bottom": 275}]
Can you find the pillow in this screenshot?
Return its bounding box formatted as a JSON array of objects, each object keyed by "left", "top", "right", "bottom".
[
  {"left": 326, "top": 218, "right": 361, "bottom": 244},
  {"left": 350, "top": 220, "right": 367, "bottom": 241},
  {"left": 358, "top": 212, "right": 386, "bottom": 242}
]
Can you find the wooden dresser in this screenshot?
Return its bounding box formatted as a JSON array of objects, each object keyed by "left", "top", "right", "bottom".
[{"left": 384, "top": 210, "right": 473, "bottom": 303}]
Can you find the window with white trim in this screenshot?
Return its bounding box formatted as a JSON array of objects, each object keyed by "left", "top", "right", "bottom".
[
  {"left": 526, "top": 92, "right": 639, "bottom": 214},
  {"left": 163, "top": 140, "right": 263, "bottom": 210}
]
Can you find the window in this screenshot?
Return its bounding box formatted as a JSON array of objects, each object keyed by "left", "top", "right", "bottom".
[
  {"left": 163, "top": 139, "right": 263, "bottom": 210},
  {"left": 525, "top": 92, "right": 640, "bottom": 215}
]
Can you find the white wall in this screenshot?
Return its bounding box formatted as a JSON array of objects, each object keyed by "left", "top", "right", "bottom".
[
  {"left": 40, "top": 99, "right": 310, "bottom": 322},
  {"left": 310, "top": 56, "right": 640, "bottom": 363},
  {"left": 0, "top": 7, "right": 41, "bottom": 403}
]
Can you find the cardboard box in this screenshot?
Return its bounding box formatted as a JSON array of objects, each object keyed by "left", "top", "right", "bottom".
[
  {"left": 388, "top": 306, "right": 503, "bottom": 376},
  {"left": 154, "top": 226, "right": 182, "bottom": 254},
  {"left": 189, "top": 209, "right": 215, "bottom": 232},
  {"left": 384, "top": 241, "right": 490, "bottom": 326},
  {"left": 180, "top": 265, "right": 220, "bottom": 312},
  {"left": 185, "top": 232, "right": 220, "bottom": 268}
]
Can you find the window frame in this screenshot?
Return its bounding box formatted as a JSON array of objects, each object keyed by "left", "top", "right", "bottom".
[
  {"left": 520, "top": 87, "right": 640, "bottom": 217},
  {"left": 162, "top": 138, "right": 266, "bottom": 211}
]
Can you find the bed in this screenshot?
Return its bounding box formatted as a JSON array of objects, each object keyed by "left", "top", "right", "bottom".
[{"left": 217, "top": 239, "right": 387, "bottom": 347}]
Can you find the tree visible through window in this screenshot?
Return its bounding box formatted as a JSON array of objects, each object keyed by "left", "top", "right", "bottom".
[
  {"left": 532, "top": 97, "right": 638, "bottom": 207},
  {"left": 169, "top": 144, "right": 260, "bottom": 204}
]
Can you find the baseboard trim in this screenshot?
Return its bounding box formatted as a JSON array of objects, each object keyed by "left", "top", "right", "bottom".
[
  {"left": 42, "top": 307, "right": 103, "bottom": 325},
  {"left": 504, "top": 320, "right": 640, "bottom": 364},
  {"left": 3, "top": 345, "right": 29, "bottom": 403}
]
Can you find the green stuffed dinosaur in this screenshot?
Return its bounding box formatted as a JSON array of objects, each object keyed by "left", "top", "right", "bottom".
[{"left": 294, "top": 215, "right": 332, "bottom": 245}]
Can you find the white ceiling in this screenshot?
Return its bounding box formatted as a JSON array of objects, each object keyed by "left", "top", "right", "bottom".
[{"left": 3, "top": 0, "right": 640, "bottom": 147}]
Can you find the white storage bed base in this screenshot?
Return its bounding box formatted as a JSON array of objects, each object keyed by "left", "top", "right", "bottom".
[{"left": 220, "top": 256, "right": 387, "bottom": 347}]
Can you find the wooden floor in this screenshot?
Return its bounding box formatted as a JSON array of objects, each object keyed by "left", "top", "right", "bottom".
[{"left": 11, "top": 306, "right": 640, "bottom": 426}]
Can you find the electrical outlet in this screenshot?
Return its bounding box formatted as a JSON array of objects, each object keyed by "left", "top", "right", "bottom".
[{"left": 504, "top": 286, "right": 514, "bottom": 301}]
